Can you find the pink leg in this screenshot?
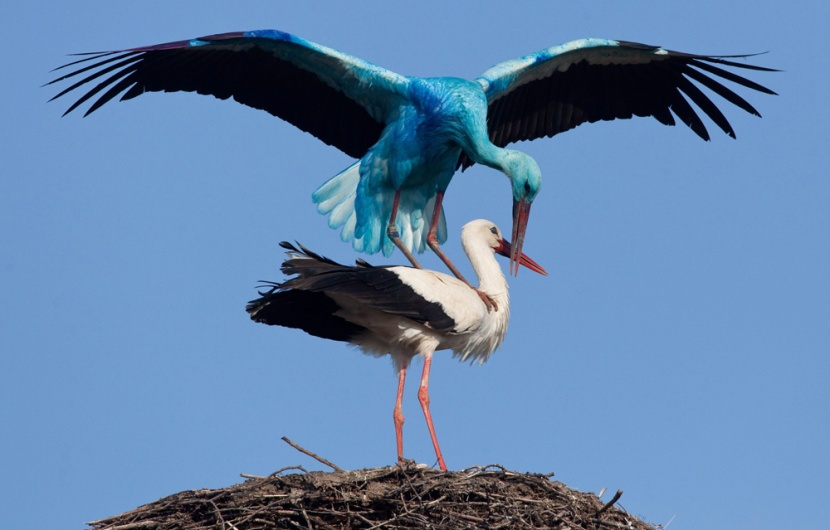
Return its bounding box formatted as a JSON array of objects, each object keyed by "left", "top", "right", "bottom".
[
  {"left": 394, "top": 365, "right": 407, "bottom": 464},
  {"left": 417, "top": 353, "right": 447, "bottom": 471},
  {"left": 387, "top": 190, "right": 422, "bottom": 269},
  {"left": 426, "top": 192, "right": 468, "bottom": 282},
  {"left": 427, "top": 192, "right": 497, "bottom": 312}
]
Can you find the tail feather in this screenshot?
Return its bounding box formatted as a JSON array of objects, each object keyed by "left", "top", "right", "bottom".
[
  {"left": 313, "top": 162, "right": 363, "bottom": 247},
  {"left": 313, "top": 161, "right": 360, "bottom": 228},
  {"left": 312, "top": 162, "right": 448, "bottom": 257},
  {"left": 247, "top": 241, "right": 367, "bottom": 343},
  {"left": 329, "top": 197, "right": 356, "bottom": 230},
  {"left": 247, "top": 288, "right": 366, "bottom": 344}
]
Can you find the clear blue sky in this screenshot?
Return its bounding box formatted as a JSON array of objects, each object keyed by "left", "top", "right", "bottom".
[{"left": 2, "top": 2, "right": 827, "bottom": 529}]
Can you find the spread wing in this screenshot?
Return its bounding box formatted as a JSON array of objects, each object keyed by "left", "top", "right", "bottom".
[
  {"left": 48, "top": 30, "right": 412, "bottom": 158},
  {"left": 476, "top": 38, "right": 777, "bottom": 149}
]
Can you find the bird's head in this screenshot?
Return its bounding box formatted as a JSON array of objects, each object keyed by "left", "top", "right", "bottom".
[
  {"left": 462, "top": 219, "right": 547, "bottom": 276},
  {"left": 503, "top": 151, "right": 542, "bottom": 276}
]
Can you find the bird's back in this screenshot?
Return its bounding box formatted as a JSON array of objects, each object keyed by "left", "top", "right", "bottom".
[{"left": 248, "top": 243, "right": 508, "bottom": 365}]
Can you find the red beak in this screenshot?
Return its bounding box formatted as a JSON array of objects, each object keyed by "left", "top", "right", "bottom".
[
  {"left": 495, "top": 238, "right": 547, "bottom": 276},
  {"left": 510, "top": 199, "right": 532, "bottom": 276}
]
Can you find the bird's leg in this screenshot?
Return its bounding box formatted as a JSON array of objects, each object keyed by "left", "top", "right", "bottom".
[
  {"left": 387, "top": 190, "right": 422, "bottom": 269},
  {"left": 427, "top": 192, "right": 498, "bottom": 312},
  {"left": 394, "top": 365, "right": 407, "bottom": 464},
  {"left": 417, "top": 353, "right": 447, "bottom": 471}
]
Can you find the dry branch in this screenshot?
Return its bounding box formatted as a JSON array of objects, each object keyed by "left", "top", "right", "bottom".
[{"left": 280, "top": 437, "right": 344, "bottom": 472}]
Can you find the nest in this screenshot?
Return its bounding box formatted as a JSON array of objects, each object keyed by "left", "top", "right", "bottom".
[{"left": 87, "top": 460, "right": 657, "bottom": 530}]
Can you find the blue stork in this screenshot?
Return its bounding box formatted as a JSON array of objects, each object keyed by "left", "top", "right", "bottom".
[{"left": 48, "top": 30, "right": 776, "bottom": 299}]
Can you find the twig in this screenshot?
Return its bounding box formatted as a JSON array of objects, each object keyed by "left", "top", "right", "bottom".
[
  {"left": 240, "top": 473, "right": 265, "bottom": 479},
  {"left": 424, "top": 494, "right": 448, "bottom": 507},
  {"left": 596, "top": 489, "right": 623, "bottom": 515},
  {"left": 299, "top": 506, "right": 313, "bottom": 530},
  {"left": 281, "top": 436, "right": 344, "bottom": 472},
  {"left": 96, "top": 524, "right": 159, "bottom": 530},
  {"left": 357, "top": 512, "right": 398, "bottom": 530},
  {"left": 210, "top": 500, "right": 241, "bottom": 530},
  {"left": 456, "top": 512, "right": 486, "bottom": 523},
  {"left": 462, "top": 464, "right": 513, "bottom": 477},
  {"left": 593, "top": 518, "right": 637, "bottom": 529},
  {"left": 269, "top": 465, "right": 309, "bottom": 476}
]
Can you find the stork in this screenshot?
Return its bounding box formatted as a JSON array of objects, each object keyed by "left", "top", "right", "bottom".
[
  {"left": 246, "top": 219, "right": 547, "bottom": 470},
  {"left": 48, "top": 29, "right": 776, "bottom": 290}
]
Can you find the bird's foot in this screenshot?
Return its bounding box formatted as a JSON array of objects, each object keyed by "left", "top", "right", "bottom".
[{"left": 475, "top": 288, "right": 498, "bottom": 312}]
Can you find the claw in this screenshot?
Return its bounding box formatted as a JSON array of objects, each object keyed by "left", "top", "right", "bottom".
[{"left": 475, "top": 288, "right": 498, "bottom": 312}]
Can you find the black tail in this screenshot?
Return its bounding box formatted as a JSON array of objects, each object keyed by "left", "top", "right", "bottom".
[
  {"left": 247, "top": 288, "right": 366, "bottom": 343},
  {"left": 247, "top": 242, "right": 368, "bottom": 342}
]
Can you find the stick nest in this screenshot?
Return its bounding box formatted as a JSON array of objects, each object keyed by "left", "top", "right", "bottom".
[{"left": 87, "top": 463, "right": 657, "bottom": 530}]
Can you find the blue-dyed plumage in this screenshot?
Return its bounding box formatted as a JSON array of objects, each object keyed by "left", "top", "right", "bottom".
[
  {"left": 320, "top": 77, "right": 500, "bottom": 256},
  {"left": 48, "top": 30, "right": 776, "bottom": 262}
]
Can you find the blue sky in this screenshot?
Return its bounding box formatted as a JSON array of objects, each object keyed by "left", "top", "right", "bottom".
[{"left": 2, "top": 2, "right": 827, "bottom": 529}]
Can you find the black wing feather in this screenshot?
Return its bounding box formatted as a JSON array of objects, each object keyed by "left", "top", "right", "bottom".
[
  {"left": 48, "top": 39, "right": 385, "bottom": 158},
  {"left": 250, "top": 242, "right": 456, "bottom": 332},
  {"left": 247, "top": 288, "right": 367, "bottom": 343},
  {"left": 478, "top": 49, "right": 776, "bottom": 165}
]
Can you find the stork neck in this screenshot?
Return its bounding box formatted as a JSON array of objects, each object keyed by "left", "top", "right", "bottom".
[
  {"left": 466, "top": 140, "right": 509, "bottom": 173},
  {"left": 466, "top": 245, "right": 509, "bottom": 297}
]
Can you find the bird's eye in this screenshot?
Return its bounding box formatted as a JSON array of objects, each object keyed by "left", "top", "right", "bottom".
[
  {"left": 524, "top": 181, "right": 531, "bottom": 193},
  {"left": 490, "top": 226, "right": 498, "bottom": 235}
]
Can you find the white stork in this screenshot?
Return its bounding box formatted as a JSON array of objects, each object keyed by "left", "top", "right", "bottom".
[{"left": 247, "top": 219, "right": 547, "bottom": 470}]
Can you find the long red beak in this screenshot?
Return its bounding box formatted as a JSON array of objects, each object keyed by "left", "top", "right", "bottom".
[
  {"left": 495, "top": 238, "right": 547, "bottom": 276},
  {"left": 510, "top": 199, "right": 532, "bottom": 276}
]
